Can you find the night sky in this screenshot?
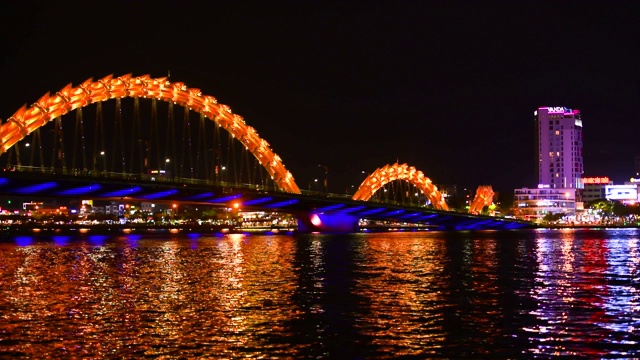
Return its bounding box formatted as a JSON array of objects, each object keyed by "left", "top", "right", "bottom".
[{"left": 1, "top": 1, "right": 639, "bottom": 199}]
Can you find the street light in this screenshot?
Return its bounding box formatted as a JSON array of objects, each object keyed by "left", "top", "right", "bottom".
[
  {"left": 308, "top": 178, "right": 318, "bottom": 191},
  {"left": 19, "top": 142, "right": 30, "bottom": 169},
  {"left": 171, "top": 203, "right": 178, "bottom": 221},
  {"left": 319, "top": 164, "right": 329, "bottom": 193},
  {"left": 347, "top": 184, "right": 355, "bottom": 194},
  {"left": 93, "top": 151, "right": 106, "bottom": 174}
]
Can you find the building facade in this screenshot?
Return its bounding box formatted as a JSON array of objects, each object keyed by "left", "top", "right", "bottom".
[
  {"left": 513, "top": 186, "right": 578, "bottom": 222},
  {"left": 534, "top": 106, "right": 584, "bottom": 189},
  {"left": 513, "top": 106, "right": 585, "bottom": 222},
  {"left": 581, "top": 176, "right": 611, "bottom": 203}
]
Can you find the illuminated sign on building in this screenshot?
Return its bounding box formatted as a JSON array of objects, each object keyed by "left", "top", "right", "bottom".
[
  {"left": 547, "top": 106, "right": 571, "bottom": 113},
  {"left": 605, "top": 185, "right": 638, "bottom": 201},
  {"left": 582, "top": 177, "right": 610, "bottom": 185}
]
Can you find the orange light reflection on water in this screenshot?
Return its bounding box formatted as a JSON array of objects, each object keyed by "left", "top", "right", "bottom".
[
  {"left": 352, "top": 232, "right": 448, "bottom": 356},
  {"left": 0, "top": 234, "right": 301, "bottom": 358}
]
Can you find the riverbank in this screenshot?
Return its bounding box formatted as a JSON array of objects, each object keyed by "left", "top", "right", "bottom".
[
  {"left": 1, "top": 224, "right": 297, "bottom": 236},
  {"left": 541, "top": 224, "right": 640, "bottom": 229}
]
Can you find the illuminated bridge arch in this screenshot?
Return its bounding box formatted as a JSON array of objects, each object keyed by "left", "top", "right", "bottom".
[
  {"left": 468, "top": 185, "right": 495, "bottom": 215},
  {"left": 352, "top": 162, "right": 449, "bottom": 211},
  {"left": 0, "top": 74, "right": 300, "bottom": 193}
]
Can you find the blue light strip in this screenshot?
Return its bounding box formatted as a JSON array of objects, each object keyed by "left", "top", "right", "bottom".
[
  {"left": 399, "top": 212, "right": 421, "bottom": 219},
  {"left": 209, "top": 194, "right": 243, "bottom": 203},
  {"left": 102, "top": 186, "right": 142, "bottom": 197},
  {"left": 15, "top": 182, "right": 58, "bottom": 194},
  {"left": 142, "top": 189, "right": 179, "bottom": 199},
  {"left": 58, "top": 184, "right": 102, "bottom": 196},
  {"left": 187, "top": 192, "right": 215, "bottom": 200},
  {"left": 14, "top": 236, "right": 34, "bottom": 246},
  {"left": 342, "top": 205, "right": 366, "bottom": 213},
  {"left": 53, "top": 235, "right": 71, "bottom": 246},
  {"left": 265, "top": 199, "right": 299, "bottom": 208},
  {"left": 315, "top": 203, "right": 346, "bottom": 212},
  {"left": 359, "top": 208, "right": 386, "bottom": 216},
  {"left": 244, "top": 197, "right": 273, "bottom": 205},
  {"left": 383, "top": 209, "right": 405, "bottom": 216},
  {"left": 0, "top": 177, "right": 8, "bottom": 186}
]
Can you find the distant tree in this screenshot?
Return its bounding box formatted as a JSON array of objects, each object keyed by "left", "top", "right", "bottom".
[
  {"left": 152, "top": 211, "right": 164, "bottom": 223},
  {"left": 628, "top": 203, "right": 640, "bottom": 216},
  {"left": 588, "top": 199, "right": 610, "bottom": 212},
  {"left": 201, "top": 209, "right": 218, "bottom": 220},
  {"left": 612, "top": 201, "right": 630, "bottom": 217},
  {"left": 542, "top": 212, "right": 565, "bottom": 224},
  {"left": 87, "top": 213, "right": 118, "bottom": 222}
]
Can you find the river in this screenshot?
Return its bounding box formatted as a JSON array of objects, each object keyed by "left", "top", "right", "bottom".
[{"left": 1, "top": 228, "right": 639, "bottom": 358}]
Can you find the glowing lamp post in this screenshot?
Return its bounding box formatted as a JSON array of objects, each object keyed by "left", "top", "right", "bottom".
[
  {"left": 100, "top": 151, "right": 106, "bottom": 173},
  {"left": 308, "top": 178, "right": 318, "bottom": 191},
  {"left": 319, "top": 164, "right": 329, "bottom": 193}
]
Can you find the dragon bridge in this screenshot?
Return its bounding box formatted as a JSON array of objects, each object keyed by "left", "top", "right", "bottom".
[
  {"left": 352, "top": 162, "right": 449, "bottom": 211},
  {"left": 0, "top": 74, "right": 300, "bottom": 193}
]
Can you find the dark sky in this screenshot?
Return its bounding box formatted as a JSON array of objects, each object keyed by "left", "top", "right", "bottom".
[{"left": 1, "top": 1, "right": 639, "bottom": 198}]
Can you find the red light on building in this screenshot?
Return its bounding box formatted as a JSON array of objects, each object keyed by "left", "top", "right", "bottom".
[{"left": 582, "top": 177, "right": 610, "bottom": 185}]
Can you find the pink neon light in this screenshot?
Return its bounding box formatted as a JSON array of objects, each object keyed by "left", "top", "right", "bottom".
[{"left": 310, "top": 214, "right": 322, "bottom": 226}]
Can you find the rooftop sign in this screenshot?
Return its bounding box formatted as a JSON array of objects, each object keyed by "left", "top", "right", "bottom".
[
  {"left": 582, "top": 177, "right": 610, "bottom": 184},
  {"left": 547, "top": 106, "right": 571, "bottom": 113}
]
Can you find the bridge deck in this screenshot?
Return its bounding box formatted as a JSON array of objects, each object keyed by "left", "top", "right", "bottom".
[{"left": 0, "top": 171, "right": 535, "bottom": 231}]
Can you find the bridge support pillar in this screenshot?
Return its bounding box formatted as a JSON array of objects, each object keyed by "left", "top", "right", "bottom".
[{"left": 297, "top": 213, "right": 360, "bottom": 234}]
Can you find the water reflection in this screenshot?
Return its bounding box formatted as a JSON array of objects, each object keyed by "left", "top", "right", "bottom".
[
  {"left": 353, "top": 232, "right": 448, "bottom": 358},
  {"left": 0, "top": 229, "right": 639, "bottom": 357},
  {"left": 527, "top": 229, "right": 640, "bottom": 358}
]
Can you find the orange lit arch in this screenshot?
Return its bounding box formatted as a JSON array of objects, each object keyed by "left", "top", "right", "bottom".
[
  {"left": 468, "top": 185, "right": 494, "bottom": 215},
  {"left": 352, "top": 162, "right": 449, "bottom": 211},
  {"left": 0, "top": 74, "right": 300, "bottom": 193}
]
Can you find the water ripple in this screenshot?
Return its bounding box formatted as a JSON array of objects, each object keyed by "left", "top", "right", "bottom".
[{"left": 0, "top": 229, "right": 639, "bottom": 358}]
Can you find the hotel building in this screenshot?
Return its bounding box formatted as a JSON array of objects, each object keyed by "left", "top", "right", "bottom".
[
  {"left": 535, "top": 106, "right": 584, "bottom": 188},
  {"left": 513, "top": 106, "right": 584, "bottom": 221}
]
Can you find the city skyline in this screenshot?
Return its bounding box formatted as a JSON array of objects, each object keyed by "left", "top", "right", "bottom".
[{"left": 1, "top": 1, "right": 639, "bottom": 195}]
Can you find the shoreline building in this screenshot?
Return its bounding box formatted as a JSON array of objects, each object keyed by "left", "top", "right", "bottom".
[
  {"left": 513, "top": 106, "right": 584, "bottom": 221},
  {"left": 535, "top": 106, "right": 584, "bottom": 188},
  {"left": 581, "top": 176, "right": 612, "bottom": 203}
]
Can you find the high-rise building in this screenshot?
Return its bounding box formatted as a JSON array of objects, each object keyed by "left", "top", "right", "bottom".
[
  {"left": 513, "top": 106, "right": 585, "bottom": 222},
  {"left": 534, "top": 106, "right": 584, "bottom": 189}
]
